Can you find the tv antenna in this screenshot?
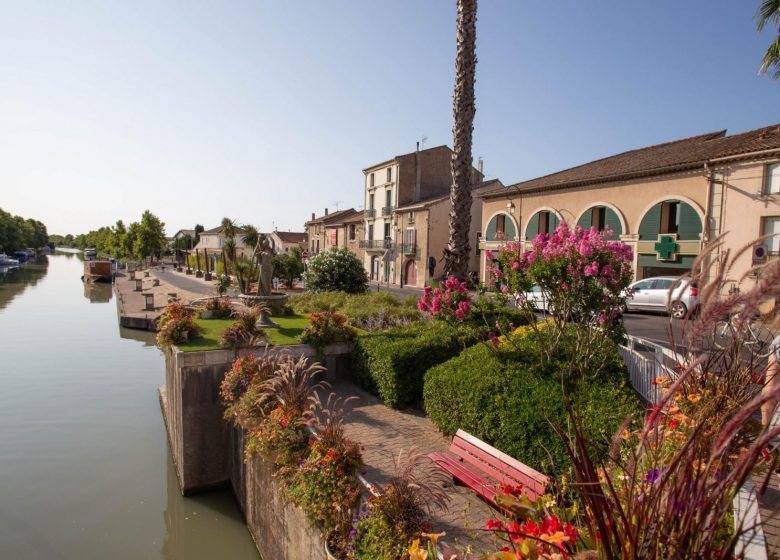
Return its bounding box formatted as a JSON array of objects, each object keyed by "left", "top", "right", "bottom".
[
  {"left": 421, "top": 135, "right": 428, "bottom": 149},
  {"left": 332, "top": 200, "right": 344, "bottom": 211}
]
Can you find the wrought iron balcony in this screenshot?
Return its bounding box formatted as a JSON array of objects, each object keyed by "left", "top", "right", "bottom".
[
  {"left": 381, "top": 206, "right": 394, "bottom": 216},
  {"left": 398, "top": 243, "right": 418, "bottom": 255},
  {"left": 365, "top": 208, "right": 376, "bottom": 218},
  {"left": 358, "top": 239, "right": 394, "bottom": 250}
]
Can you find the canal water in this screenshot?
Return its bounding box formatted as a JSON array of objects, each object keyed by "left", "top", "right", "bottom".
[{"left": 0, "top": 253, "right": 259, "bottom": 559}]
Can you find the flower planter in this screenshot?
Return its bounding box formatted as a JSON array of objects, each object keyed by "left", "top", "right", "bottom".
[{"left": 324, "top": 538, "right": 339, "bottom": 560}]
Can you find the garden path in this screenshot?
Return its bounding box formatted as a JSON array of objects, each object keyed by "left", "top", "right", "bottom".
[{"left": 333, "top": 381, "right": 499, "bottom": 557}]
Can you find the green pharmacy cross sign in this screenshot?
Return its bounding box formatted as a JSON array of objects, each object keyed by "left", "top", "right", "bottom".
[{"left": 654, "top": 235, "right": 679, "bottom": 261}]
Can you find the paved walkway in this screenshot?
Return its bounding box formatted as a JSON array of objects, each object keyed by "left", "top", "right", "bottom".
[
  {"left": 333, "top": 381, "right": 497, "bottom": 557},
  {"left": 152, "top": 267, "right": 218, "bottom": 296}
]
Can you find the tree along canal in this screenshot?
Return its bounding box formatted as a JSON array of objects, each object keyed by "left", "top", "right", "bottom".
[{"left": 0, "top": 253, "right": 258, "bottom": 559}]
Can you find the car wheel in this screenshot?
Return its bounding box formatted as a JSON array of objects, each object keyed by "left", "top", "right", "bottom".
[{"left": 670, "top": 301, "right": 687, "bottom": 319}]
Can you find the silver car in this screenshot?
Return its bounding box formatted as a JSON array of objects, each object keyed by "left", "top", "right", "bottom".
[{"left": 624, "top": 276, "right": 697, "bottom": 319}]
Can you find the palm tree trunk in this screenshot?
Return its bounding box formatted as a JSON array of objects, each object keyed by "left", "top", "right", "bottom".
[{"left": 443, "top": 0, "right": 478, "bottom": 281}]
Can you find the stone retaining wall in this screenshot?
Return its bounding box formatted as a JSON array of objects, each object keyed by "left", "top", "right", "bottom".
[{"left": 160, "top": 343, "right": 351, "bottom": 559}]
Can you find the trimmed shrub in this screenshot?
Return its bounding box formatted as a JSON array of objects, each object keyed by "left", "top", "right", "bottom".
[
  {"left": 423, "top": 331, "right": 641, "bottom": 473},
  {"left": 289, "top": 290, "right": 420, "bottom": 330},
  {"left": 303, "top": 248, "right": 368, "bottom": 293},
  {"left": 351, "top": 321, "right": 482, "bottom": 408}
]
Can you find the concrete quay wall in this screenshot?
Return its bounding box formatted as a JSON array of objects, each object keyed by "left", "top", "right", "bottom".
[{"left": 160, "top": 343, "right": 352, "bottom": 560}]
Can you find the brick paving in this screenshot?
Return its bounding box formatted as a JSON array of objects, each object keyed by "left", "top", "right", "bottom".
[{"left": 332, "top": 381, "right": 499, "bottom": 557}]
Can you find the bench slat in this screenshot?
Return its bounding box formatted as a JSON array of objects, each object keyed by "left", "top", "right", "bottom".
[
  {"left": 428, "top": 451, "right": 497, "bottom": 504},
  {"left": 450, "top": 437, "right": 547, "bottom": 496}
]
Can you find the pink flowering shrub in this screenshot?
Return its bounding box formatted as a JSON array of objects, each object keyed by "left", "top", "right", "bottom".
[
  {"left": 417, "top": 276, "right": 472, "bottom": 322},
  {"left": 486, "top": 222, "right": 633, "bottom": 327}
]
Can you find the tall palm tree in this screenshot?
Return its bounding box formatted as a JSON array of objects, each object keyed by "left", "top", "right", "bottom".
[
  {"left": 757, "top": 0, "right": 780, "bottom": 79},
  {"left": 443, "top": 0, "right": 478, "bottom": 281}
]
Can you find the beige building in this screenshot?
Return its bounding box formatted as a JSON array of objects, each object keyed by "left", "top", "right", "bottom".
[
  {"left": 304, "top": 208, "right": 356, "bottom": 256},
  {"left": 269, "top": 230, "right": 307, "bottom": 254},
  {"left": 359, "top": 145, "right": 484, "bottom": 287},
  {"left": 478, "top": 124, "right": 780, "bottom": 294},
  {"left": 322, "top": 209, "right": 366, "bottom": 263}
]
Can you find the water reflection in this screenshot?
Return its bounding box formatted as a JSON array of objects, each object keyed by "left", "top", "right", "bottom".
[
  {"left": 83, "top": 281, "right": 113, "bottom": 303},
  {"left": 0, "top": 258, "right": 49, "bottom": 311},
  {"left": 162, "top": 448, "right": 258, "bottom": 559},
  {"left": 0, "top": 255, "right": 259, "bottom": 560}
]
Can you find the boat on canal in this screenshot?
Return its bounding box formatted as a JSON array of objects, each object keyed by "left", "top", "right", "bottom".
[
  {"left": 83, "top": 247, "right": 97, "bottom": 259},
  {"left": 83, "top": 259, "right": 114, "bottom": 283},
  {"left": 0, "top": 253, "right": 20, "bottom": 266}
]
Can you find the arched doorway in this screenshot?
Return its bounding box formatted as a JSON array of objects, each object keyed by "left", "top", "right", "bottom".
[
  {"left": 405, "top": 259, "right": 417, "bottom": 286},
  {"left": 371, "top": 256, "right": 379, "bottom": 280}
]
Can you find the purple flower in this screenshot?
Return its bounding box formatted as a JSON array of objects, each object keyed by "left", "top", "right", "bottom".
[{"left": 646, "top": 469, "right": 660, "bottom": 483}]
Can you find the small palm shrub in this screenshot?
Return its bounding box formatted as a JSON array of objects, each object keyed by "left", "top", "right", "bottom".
[
  {"left": 303, "top": 248, "right": 368, "bottom": 294},
  {"left": 219, "top": 306, "right": 266, "bottom": 349},
  {"left": 299, "top": 311, "right": 357, "bottom": 350},
  {"left": 243, "top": 355, "right": 327, "bottom": 469},
  {"left": 156, "top": 302, "right": 203, "bottom": 348},
  {"left": 220, "top": 349, "right": 285, "bottom": 425},
  {"left": 347, "top": 448, "right": 449, "bottom": 560}
]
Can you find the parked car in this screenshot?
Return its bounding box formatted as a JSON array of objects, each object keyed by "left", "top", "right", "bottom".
[
  {"left": 623, "top": 276, "right": 697, "bottom": 319},
  {"left": 517, "top": 285, "right": 549, "bottom": 312}
]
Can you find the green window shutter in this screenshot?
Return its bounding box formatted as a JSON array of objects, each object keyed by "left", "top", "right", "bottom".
[
  {"left": 677, "top": 203, "right": 702, "bottom": 241},
  {"left": 550, "top": 213, "right": 560, "bottom": 231},
  {"left": 486, "top": 216, "right": 497, "bottom": 240},
  {"left": 639, "top": 203, "right": 662, "bottom": 240},
  {"left": 504, "top": 217, "right": 516, "bottom": 240},
  {"left": 525, "top": 213, "right": 539, "bottom": 240},
  {"left": 577, "top": 211, "right": 591, "bottom": 229},
  {"left": 604, "top": 208, "right": 622, "bottom": 237}
]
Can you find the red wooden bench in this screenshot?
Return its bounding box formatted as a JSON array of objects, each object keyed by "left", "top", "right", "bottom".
[{"left": 428, "top": 429, "right": 549, "bottom": 507}]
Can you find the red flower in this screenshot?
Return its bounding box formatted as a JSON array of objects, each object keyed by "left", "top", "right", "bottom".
[{"left": 485, "top": 519, "right": 504, "bottom": 531}]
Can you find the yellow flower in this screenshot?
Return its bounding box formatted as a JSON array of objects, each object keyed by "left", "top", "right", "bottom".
[
  {"left": 620, "top": 429, "right": 631, "bottom": 440},
  {"left": 408, "top": 539, "right": 428, "bottom": 560},
  {"left": 421, "top": 532, "right": 446, "bottom": 548},
  {"left": 541, "top": 531, "right": 570, "bottom": 545},
  {"left": 687, "top": 393, "right": 701, "bottom": 403},
  {"left": 654, "top": 376, "right": 666, "bottom": 386}
]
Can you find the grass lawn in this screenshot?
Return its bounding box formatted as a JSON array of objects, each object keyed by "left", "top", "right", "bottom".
[{"left": 178, "top": 314, "right": 309, "bottom": 352}]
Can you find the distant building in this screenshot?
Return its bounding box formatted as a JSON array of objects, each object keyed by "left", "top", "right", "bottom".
[
  {"left": 478, "top": 123, "right": 780, "bottom": 301},
  {"left": 359, "top": 145, "right": 483, "bottom": 287},
  {"left": 193, "top": 225, "right": 251, "bottom": 256},
  {"left": 304, "top": 208, "right": 356, "bottom": 255},
  {"left": 270, "top": 230, "right": 308, "bottom": 254},
  {"left": 170, "top": 229, "right": 195, "bottom": 249},
  {"left": 323, "top": 209, "right": 366, "bottom": 263}
]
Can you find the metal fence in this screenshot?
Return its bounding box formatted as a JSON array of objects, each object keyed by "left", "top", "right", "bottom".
[{"left": 619, "top": 335, "right": 768, "bottom": 559}]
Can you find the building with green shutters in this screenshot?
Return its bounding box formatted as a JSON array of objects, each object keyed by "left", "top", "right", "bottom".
[{"left": 479, "top": 123, "right": 780, "bottom": 291}]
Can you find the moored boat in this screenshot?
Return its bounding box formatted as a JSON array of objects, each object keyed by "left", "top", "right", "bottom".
[
  {"left": 83, "top": 259, "right": 114, "bottom": 283},
  {"left": 0, "top": 253, "right": 20, "bottom": 266}
]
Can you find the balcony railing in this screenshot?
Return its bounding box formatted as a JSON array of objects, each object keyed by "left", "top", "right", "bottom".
[
  {"left": 365, "top": 208, "right": 376, "bottom": 218},
  {"left": 381, "top": 206, "right": 394, "bottom": 216},
  {"left": 358, "top": 239, "right": 394, "bottom": 250},
  {"left": 398, "top": 243, "right": 418, "bottom": 255}
]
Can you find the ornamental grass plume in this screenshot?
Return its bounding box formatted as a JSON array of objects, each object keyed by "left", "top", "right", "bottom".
[{"left": 553, "top": 237, "right": 780, "bottom": 559}]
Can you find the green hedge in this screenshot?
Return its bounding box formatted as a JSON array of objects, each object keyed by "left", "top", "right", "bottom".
[
  {"left": 351, "top": 322, "right": 483, "bottom": 409},
  {"left": 423, "top": 331, "right": 641, "bottom": 473},
  {"left": 288, "top": 291, "right": 420, "bottom": 330}
]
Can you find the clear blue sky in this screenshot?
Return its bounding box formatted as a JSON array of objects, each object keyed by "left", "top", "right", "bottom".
[{"left": 1, "top": 1, "right": 778, "bottom": 235}]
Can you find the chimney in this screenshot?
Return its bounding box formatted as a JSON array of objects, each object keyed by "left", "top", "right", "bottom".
[
  {"left": 325, "top": 208, "right": 329, "bottom": 216},
  {"left": 311, "top": 212, "right": 315, "bottom": 221},
  {"left": 478, "top": 157, "right": 484, "bottom": 175}
]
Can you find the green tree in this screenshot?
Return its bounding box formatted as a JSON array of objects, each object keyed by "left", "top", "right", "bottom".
[
  {"left": 273, "top": 247, "right": 305, "bottom": 288},
  {"left": 132, "top": 210, "right": 166, "bottom": 259},
  {"left": 442, "top": 0, "right": 478, "bottom": 280},
  {"left": 194, "top": 224, "right": 204, "bottom": 245},
  {"left": 757, "top": 0, "right": 780, "bottom": 79}
]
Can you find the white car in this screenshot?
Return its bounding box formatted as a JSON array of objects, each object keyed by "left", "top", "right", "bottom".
[
  {"left": 623, "top": 276, "right": 697, "bottom": 319},
  {"left": 518, "top": 285, "right": 549, "bottom": 312}
]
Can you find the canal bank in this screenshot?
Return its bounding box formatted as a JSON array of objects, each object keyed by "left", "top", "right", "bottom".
[{"left": 0, "top": 254, "right": 258, "bottom": 560}]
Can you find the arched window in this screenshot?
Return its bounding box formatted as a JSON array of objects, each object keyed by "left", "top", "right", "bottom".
[
  {"left": 485, "top": 213, "right": 516, "bottom": 241},
  {"left": 525, "top": 210, "right": 560, "bottom": 240},
  {"left": 638, "top": 200, "right": 702, "bottom": 241},
  {"left": 577, "top": 205, "right": 623, "bottom": 237}
]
